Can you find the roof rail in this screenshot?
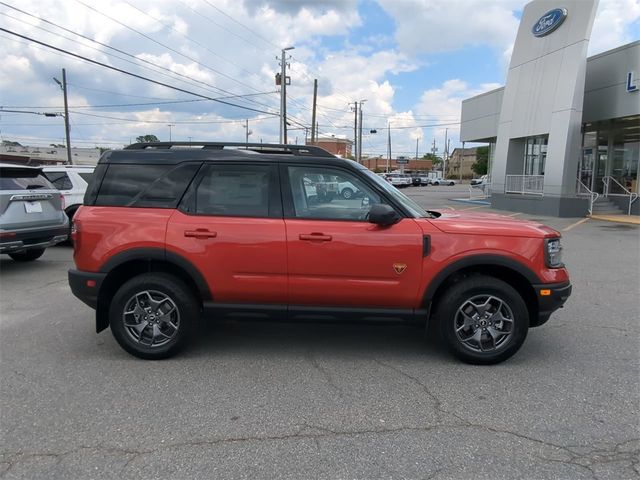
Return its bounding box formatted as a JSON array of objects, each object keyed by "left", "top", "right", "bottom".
[{"left": 124, "top": 142, "right": 335, "bottom": 158}]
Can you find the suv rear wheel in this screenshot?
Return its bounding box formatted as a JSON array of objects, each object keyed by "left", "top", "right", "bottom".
[
  {"left": 435, "top": 276, "right": 528, "bottom": 365},
  {"left": 9, "top": 248, "right": 46, "bottom": 262},
  {"left": 109, "top": 273, "right": 198, "bottom": 359}
]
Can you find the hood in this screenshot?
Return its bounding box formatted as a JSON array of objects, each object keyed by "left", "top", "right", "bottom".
[{"left": 423, "top": 210, "right": 559, "bottom": 238}]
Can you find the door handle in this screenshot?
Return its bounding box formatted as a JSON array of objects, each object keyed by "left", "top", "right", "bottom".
[
  {"left": 299, "top": 233, "right": 332, "bottom": 242},
  {"left": 184, "top": 229, "right": 217, "bottom": 239}
]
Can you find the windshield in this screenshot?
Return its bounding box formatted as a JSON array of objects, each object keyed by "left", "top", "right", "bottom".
[{"left": 361, "top": 168, "right": 429, "bottom": 217}]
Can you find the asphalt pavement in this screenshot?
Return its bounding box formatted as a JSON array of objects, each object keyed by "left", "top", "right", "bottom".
[{"left": 1, "top": 185, "right": 638, "bottom": 479}]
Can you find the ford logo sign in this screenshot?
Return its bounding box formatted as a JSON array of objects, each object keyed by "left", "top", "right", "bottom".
[{"left": 532, "top": 8, "right": 567, "bottom": 37}]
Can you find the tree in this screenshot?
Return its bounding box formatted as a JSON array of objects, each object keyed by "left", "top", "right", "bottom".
[
  {"left": 422, "top": 152, "right": 443, "bottom": 169},
  {"left": 135, "top": 134, "right": 159, "bottom": 143},
  {"left": 471, "top": 146, "right": 489, "bottom": 175},
  {"left": 2, "top": 140, "right": 22, "bottom": 147}
]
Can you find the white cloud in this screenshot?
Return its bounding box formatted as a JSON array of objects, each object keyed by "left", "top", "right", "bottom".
[
  {"left": 590, "top": 0, "right": 640, "bottom": 54},
  {"left": 377, "top": 0, "right": 523, "bottom": 55}
]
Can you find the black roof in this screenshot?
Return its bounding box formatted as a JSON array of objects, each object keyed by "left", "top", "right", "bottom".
[{"left": 100, "top": 142, "right": 361, "bottom": 168}]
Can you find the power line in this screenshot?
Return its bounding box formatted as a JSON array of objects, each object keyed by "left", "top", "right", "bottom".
[
  {"left": 201, "top": 0, "right": 279, "bottom": 50},
  {"left": 74, "top": 0, "right": 278, "bottom": 109},
  {"left": 4, "top": 91, "right": 278, "bottom": 110},
  {"left": 122, "top": 0, "right": 264, "bottom": 81},
  {"left": 0, "top": 5, "right": 278, "bottom": 111},
  {"left": 0, "top": 27, "right": 281, "bottom": 117}
]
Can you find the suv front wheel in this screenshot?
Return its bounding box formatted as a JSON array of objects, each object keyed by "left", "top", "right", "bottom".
[
  {"left": 435, "top": 275, "right": 528, "bottom": 365},
  {"left": 109, "top": 273, "right": 198, "bottom": 359}
]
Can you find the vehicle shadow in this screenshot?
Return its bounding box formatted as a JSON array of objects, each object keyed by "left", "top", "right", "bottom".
[{"left": 182, "top": 319, "right": 450, "bottom": 362}]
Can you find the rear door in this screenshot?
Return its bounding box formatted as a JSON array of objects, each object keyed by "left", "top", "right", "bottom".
[
  {"left": 166, "top": 162, "right": 287, "bottom": 304},
  {"left": 0, "top": 166, "right": 65, "bottom": 231},
  {"left": 282, "top": 164, "right": 424, "bottom": 309}
]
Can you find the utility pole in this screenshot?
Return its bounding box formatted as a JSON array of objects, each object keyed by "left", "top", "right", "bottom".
[
  {"left": 53, "top": 68, "right": 72, "bottom": 165},
  {"left": 310, "top": 79, "right": 318, "bottom": 143},
  {"left": 358, "top": 100, "right": 366, "bottom": 163},
  {"left": 415, "top": 138, "right": 419, "bottom": 161},
  {"left": 351, "top": 101, "right": 358, "bottom": 160},
  {"left": 278, "top": 46, "right": 294, "bottom": 144},
  {"left": 387, "top": 123, "right": 392, "bottom": 173},
  {"left": 443, "top": 128, "right": 448, "bottom": 178},
  {"left": 243, "top": 119, "right": 252, "bottom": 145},
  {"left": 167, "top": 124, "right": 174, "bottom": 141},
  {"left": 460, "top": 141, "right": 465, "bottom": 182}
]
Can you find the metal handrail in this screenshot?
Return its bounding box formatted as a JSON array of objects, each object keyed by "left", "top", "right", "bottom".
[
  {"left": 576, "top": 178, "right": 599, "bottom": 215},
  {"left": 505, "top": 175, "right": 544, "bottom": 196},
  {"left": 602, "top": 176, "right": 638, "bottom": 215}
]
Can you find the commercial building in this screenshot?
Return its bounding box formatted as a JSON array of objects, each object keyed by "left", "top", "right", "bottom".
[
  {"left": 460, "top": 0, "right": 639, "bottom": 216},
  {"left": 306, "top": 136, "right": 353, "bottom": 157}
]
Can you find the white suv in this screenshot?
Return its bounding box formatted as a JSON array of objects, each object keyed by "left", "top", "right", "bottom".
[{"left": 42, "top": 165, "right": 94, "bottom": 221}]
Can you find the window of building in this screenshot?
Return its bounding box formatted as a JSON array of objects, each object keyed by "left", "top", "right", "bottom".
[{"left": 523, "top": 135, "right": 548, "bottom": 175}]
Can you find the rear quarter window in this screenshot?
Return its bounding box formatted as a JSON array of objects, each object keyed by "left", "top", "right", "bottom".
[
  {"left": 93, "top": 163, "right": 200, "bottom": 208},
  {"left": 43, "top": 172, "right": 73, "bottom": 190}
]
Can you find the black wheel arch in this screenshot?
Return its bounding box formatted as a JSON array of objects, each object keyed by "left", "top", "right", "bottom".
[
  {"left": 95, "top": 248, "right": 211, "bottom": 332},
  {"left": 423, "top": 255, "right": 541, "bottom": 328}
]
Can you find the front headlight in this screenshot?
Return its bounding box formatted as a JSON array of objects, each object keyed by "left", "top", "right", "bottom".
[{"left": 545, "top": 238, "right": 563, "bottom": 268}]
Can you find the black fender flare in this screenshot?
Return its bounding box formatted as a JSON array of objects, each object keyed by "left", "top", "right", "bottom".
[
  {"left": 99, "top": 247, "right": 212, "bottom": 301},
  {"left": 422, "top": 254, "right": 541, "bottom": 307}
]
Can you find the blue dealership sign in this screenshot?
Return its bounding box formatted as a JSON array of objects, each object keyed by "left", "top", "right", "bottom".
[{"left": 532, "top": 8, "right": 568, "bottom": 37}]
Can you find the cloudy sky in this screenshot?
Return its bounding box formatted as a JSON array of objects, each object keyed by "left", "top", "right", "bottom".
[{"left": 0, "top": 0, "right": 639, "bottom": 157}]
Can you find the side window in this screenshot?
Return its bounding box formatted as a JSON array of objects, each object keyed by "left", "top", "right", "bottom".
[
  {"left": 43, "top": 172, "right": 72, "bottom": 190},
  {"left": 194, "top": 165, "right": 271, "bottom": 217},
  {"left": 94, "top": 163, "right": 199, "bottom": 208},
  {"left": 287, "top": 166, "right": 383, "bottom": 221}
]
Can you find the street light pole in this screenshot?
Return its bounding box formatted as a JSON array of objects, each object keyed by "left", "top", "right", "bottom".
[
  {"left": 167, "top": 124, "right": 174, "bottom": 141},
  {"left": 53, "top": 69, "right": 72, "bottom": 165}
]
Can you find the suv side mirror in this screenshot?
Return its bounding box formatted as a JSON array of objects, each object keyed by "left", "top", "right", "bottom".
[{"left": 368, "top": 204, "right": 401, "bottom": 227}]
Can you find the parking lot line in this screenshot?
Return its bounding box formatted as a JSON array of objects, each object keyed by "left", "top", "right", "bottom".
[
  {"left": 458, "top": 205, "right": 486, "bottom": 211},
  {"left": 562, "top": 217, "right": 590, "bottom": 232},
  {"left": 506, "top": 212, "right": 522, "bottom": 217}
]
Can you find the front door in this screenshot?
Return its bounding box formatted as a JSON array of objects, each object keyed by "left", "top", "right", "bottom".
[{"left": 282, "top": 164, "right": 424, "bottom": 309}]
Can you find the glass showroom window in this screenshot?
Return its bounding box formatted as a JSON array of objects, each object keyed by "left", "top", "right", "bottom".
[{"left": 524, "top": 135, "right": 548, "bottom": 175}]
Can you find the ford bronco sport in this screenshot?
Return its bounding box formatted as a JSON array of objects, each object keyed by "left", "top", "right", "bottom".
[{"left": 69, "top": 142, "right": 571, "bottom": 364}]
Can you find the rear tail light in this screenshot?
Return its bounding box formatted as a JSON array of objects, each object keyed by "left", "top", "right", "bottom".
[{"left": 61, "top": 195, "right": 66, "bottom": 210}]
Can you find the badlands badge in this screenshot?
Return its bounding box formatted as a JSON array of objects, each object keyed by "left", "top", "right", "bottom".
[{"left": 393, "top": 263, "right": 407, "bottom": 275}]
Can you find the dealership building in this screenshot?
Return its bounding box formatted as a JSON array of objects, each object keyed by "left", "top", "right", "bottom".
[{"left": 460, "top": 0, "right": 639, "bottom": 216}]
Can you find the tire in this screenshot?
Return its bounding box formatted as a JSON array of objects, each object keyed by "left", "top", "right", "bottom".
[
  {"left": 9, "top": 248, "right": 46, "bottom": 262},
  {"left": 434, "top": 275, "right": 529, "bottom": 365},
  {"left": 433, "top": 181, "right": 440, "bottom": 186},
  {"left": 449, "top": 182, "right": 455, "bottom": 186},
  {"left": 341, "top": 188, "right": 354, "bottom": 199},
  {"left": 109, "top": 273, "right": 199, "bottom": 359}
]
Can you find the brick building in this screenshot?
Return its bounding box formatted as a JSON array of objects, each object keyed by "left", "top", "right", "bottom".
[
  {"left": 306, "top": 137, "right": 353, "bottom": 157},
  {"left": 360, "top": 157, "right": 434, "bottom": 172}
]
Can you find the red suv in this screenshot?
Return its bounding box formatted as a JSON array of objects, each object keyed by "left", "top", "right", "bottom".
[{"left": 69, "top": 142, "right": 571, "bottom": 364}]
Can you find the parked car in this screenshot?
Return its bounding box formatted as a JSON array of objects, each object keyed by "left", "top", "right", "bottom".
[
  {"left": 69, "top": 141, "right": 571, "bottom": 364},
  {"left": 470, "top": 175, "right": 488, "bottom": 186},
  {"left": 416, "top": 173, "right": 431, "bottom": 186},
  {"left": 42, "top": 165, "right": 95, "bottom": 222},
  {"left": 338, "top": 181, "right": 360, "bottom": 199},
  {"left": 0, "top": 163, "right": 68, "bottom": 261},
  {"left": 431, "top": 177, "right": 456, "bottom": 186},
  {"left": 386, "top": 173, "right": 412, "bottom": 188}
]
